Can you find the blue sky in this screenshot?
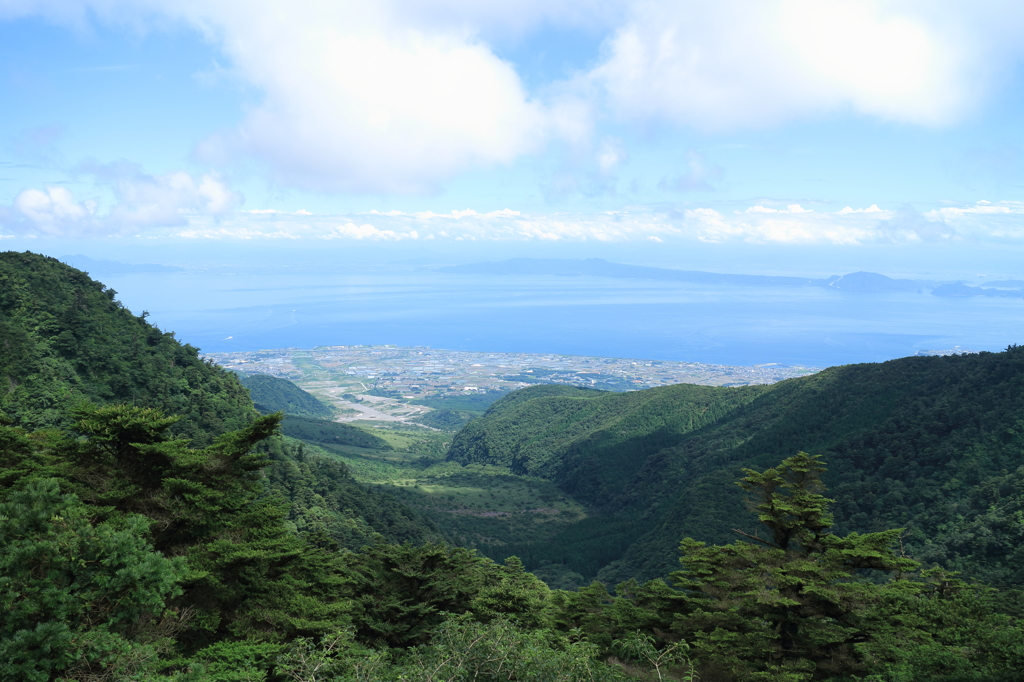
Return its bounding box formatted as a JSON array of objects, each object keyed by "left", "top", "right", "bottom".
[{"left": 4, "top": 1, "right": 1024, "bottom": 276}]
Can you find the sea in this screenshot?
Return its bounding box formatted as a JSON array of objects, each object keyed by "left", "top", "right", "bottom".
[{"left": 98, "top": 269, "right": 1024, "bottom": 369}]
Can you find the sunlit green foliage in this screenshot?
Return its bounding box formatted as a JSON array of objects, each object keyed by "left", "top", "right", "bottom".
[
  {"left": 240, "top": 373, "right": 335, "bottom": 418},
  {"left": 411, "top": 407, "right": 475, "bottom": 431},
  {"left": 279, "top": 414, "right": 391, "bottom": 450},
  {"left": 448, "top": 348, "right": 1024, "bottom": 587},
  {"left": 545, "top": 454, "right": 1024, "bottom": 682},
  {"left": 0, "top": 479, "right": 186, "bottom": 681},
  {"left": 0, "top": 251, "right": 254, "bottom": 443},
  {"left": 670, "top": 453, "right": 920, "bottom": 680},
  {"left": 4, "top": 251, "right": 1024, "bottom": 682}
]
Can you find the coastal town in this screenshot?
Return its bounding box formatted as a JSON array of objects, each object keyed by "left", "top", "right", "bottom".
[{"left": 205, "top": 345, "right": 821, "bottom": 398}]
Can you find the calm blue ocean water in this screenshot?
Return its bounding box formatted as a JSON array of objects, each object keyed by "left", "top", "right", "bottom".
[{"left": 100, "top": 270, "right": 1024, "bottom": 368}]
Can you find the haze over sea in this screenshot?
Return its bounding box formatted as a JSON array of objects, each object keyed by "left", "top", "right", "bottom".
[{"left": 99, "top": 267, "right": 1021, "bottom": 369}]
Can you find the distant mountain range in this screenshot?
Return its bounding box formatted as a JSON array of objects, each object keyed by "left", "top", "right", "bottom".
[
  {"left": 60, "top": 254, "right": 183, "bottom": 274},
  {"left": 439, "top": 257, "right": 1023, "bottom": 297}
]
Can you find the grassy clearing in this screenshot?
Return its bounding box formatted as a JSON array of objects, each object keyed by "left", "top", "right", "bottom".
[{"left": 306, "top": 422, "right": 591, "bottom": 567}]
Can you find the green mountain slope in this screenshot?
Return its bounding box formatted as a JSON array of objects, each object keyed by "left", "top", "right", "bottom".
[
  {"left": 0, "top": 251, "right": 253, "bottom": 443},
  {"left": 3, "top": 251, "right": 1022, "bottom": 681},
  {"left": 239, "top": 372, "right": 335, "bottom": 418},
  {"left": 449, "top": 383, "right": 768, "bottom": 500},
  {"left": 448, "top": 350, "right": 1024, "bottom": 585},
  {"left": 0, "top": 250, "right": 439, "bottom": 549},
  {"left": 279, "top": 413, "right": 392, "bottom": 450}
]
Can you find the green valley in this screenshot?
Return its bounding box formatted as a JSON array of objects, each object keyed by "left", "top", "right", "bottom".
[
  {"left": 446, "top": 350, "right": 1024, "bottom": 587},
  {"left": 3, "top": 250, "right": 1024, "bottom": 682}
]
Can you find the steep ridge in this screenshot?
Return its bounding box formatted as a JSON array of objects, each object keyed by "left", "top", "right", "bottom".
[
  {"left": 449, "top": 383, "right": 769, "bottom": 499},
  {"left": 448, "top": 350, "right": 1024, "bottom": 585},
  {"left": 0, "top": 251, "right": 440, "bottom": 548},
  {"left": 0, "top": 251, "right": 253, "bottom": 443},
  {"left": 240, "top": 372, "right": 335, "bottom": 418},
  {"left": 237, "top": 372, "right": 397, "bottom": 453}
]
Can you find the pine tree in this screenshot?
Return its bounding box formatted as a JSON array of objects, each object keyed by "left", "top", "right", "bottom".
[
  {"left": 0, "top": 479, "right": 186, "bottom": 681},
  {"left": 670, "top": 452, "right": 919, "bottom": 681}
]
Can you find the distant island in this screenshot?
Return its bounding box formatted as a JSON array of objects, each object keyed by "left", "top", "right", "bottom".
[
  {"left": 438, "top": 257, "right": 1023, "bottom": 297},
  {"left": 60, "top": 254, "right": 184, "bottom": 274}
]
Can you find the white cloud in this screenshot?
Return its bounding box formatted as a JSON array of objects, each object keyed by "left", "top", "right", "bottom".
[
  {"left": 324, "top": 223, "right": 419, "bottom": 241},
  {"left": 5, "top": 0, "right": 1024, "bottom": 196},
  {"left": 0, "top": 168, "right": 241, "bottom": 236},
  {"left": 689, "top": 202, "right": 1024, "bottom": 244},
  {"left": 744, "top": 204, "right": 813, "bottom": 214},
  {"left": 687, "top": 207, "right": 884, "bottom": 244},
  {"left": 591, "top": 0, "right": 988, "bottom": 130},
  {"left": 8, "top": 196, "right": 1017, "bottom": 245},
  {"left": 2, "top": 1, "right": 590, "bottom": 194},
  {"left": 180, "top": 1, "right": 559, "bottom": 193},
  {"left": 105, "top": 169, "right": 240, "bottom": 226},
  {"left": 925, "top": 201, "right": 1018, "bottom": 217},
  {"left": 172, "top": 206, "right": 688, "bottom": 242},
  {"left": 12, "top": 186, "right": 99, "bottom": 236},
  {"left": 244, "top": 208, "right": 314, "bottom": 215},
  {"left": 176, "top": 226, "right": 303, "bottom": 239},
  {"left": 176, "top": 203, "right": 886, "bottom": 244}
]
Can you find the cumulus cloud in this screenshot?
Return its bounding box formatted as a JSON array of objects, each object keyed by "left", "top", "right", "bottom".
[
  {"left": 925, "top": 200, "right": 1017, "bottom": 217},
  {"left": 12, "top": 186, "right": 98, "bottom": 236},
  {"left": 918, "top": 201, "right": 1024, "bottom": 241},
  {"left": 688, "top": 208, "right": 876, "bottom": 244},
  {"left": 0, "top": 167, "right": 241, "bottom": 236},
  {"left": 3, "top": 1, "right": 592, "bottom": 194},
  {"left": 5, "top": 0, "right": 1024, "bottom": 195},
  {"left": 97, "top": 165, "right": 241, "bottom": 227},
  {"left": 183, "top": 1, "right": 560, "bottom": 194},
  {"left": 591, "top": 0, "right": 988, "bottom": 130},
  {"left": 872, "top": 207, "right": 954, "bottom": 243}
]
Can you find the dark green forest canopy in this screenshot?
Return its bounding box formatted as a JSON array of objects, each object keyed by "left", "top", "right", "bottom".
[
  {"left": 451, "top": 349, "right": 1024, "bottom": 586},
  {"left": 239, "top": 373, "right": 335, "bottom": 419},
  {"left": 2, "top": 250, "right": 1024, "bottom": 681},
  {"left": 0, "top": 251, "right": 438, "bottom": 550},
  {"left": 0, "top": 251, "right": 253, "bottom": 443}
]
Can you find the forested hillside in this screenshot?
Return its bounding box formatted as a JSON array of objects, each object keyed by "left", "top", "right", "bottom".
[
  {"left": 0, "top": 251, "right": 253, "bottom": 443},
  {"left": 0, "top": 252, "right": 439, "bottom": 551},
  {"left": 3, "top": 250, "right": 1023, "bottom": 682},
  {"left": 240, "top": 373, "right": 335, "bottom": 418},
  {"left": 449, "top": 349, "right": 1024, "bottom": 586}
]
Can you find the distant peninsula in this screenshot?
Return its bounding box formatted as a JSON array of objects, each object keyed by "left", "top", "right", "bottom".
[
  {"left": 438, "top": 257, "right": 1021, "bottom": 297},
  {"left": 60, "top": 254, "right": 183, "bottom": 274}
]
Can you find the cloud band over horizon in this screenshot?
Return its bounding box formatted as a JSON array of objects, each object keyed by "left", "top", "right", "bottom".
[{"left": 5, "top": 196, "right": 1014, "bottom": 247}]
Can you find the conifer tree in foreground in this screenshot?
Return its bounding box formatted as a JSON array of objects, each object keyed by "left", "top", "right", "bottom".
[{"left": 669, "top": 452, "right": 1023, "bottom": 682}]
